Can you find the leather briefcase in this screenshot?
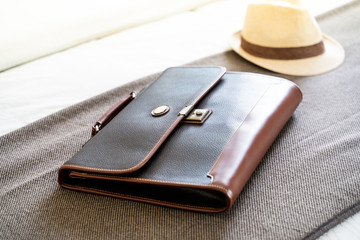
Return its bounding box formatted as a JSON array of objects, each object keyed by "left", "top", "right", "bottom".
[{"left": 58, "top": 66, "right": 302, "bottom": 212}]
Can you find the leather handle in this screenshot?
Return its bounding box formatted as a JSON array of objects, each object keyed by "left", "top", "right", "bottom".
[{"left": 91, "top": 91, "right": 136, "bottom": 137}]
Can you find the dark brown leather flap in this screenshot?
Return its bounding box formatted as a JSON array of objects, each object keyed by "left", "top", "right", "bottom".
[{"left": 60, "top": 67, "right": 226, "bottom": 175}]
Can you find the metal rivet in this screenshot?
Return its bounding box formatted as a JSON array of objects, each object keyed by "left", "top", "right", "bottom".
[
  {"left": 196, "top": 111, "right": 202, "bottom": 116},
  {"left": 151, "top": 105, "right": 170, "bottom": 117}
]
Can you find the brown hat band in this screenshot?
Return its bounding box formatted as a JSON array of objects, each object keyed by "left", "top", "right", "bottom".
[{"left": 240, "top": 36, "right": 325, "bottom": 60}]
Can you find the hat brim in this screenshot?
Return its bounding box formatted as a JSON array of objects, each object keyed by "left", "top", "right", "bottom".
[{"left": 229, "top": 30, "right": 345, "bottom": 76}]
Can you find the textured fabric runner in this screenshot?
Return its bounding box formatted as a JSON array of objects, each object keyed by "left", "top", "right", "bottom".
[{"left": 1, "top": 2, "right": 360, "bottom": 239}]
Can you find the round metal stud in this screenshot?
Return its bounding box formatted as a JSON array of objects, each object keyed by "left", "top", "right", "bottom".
[
  {"left": 195, "top": 111, "right": 202, "bottom": 116},
  {"left": 151, "top": 105, "right": 170, "bottom": 117}
]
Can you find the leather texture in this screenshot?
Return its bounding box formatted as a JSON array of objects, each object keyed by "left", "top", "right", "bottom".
[
  {"left": 91, "top": 91, "right": 135, "bottom": 137},
  {"left": 65, "top": 66, "right": 226, "bottom": 173},
  {"left": 58, "top": 67, "right": 302, "bottom": 212}
]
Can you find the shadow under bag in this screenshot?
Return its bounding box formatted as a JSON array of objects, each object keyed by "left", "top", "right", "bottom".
[{"left": 58, "top": 66, "right": 302, "bottom": 212}]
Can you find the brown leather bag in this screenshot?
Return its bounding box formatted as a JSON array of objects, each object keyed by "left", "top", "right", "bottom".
[{"left": 58, "top": 67, "right": 302, "bottom": 212}]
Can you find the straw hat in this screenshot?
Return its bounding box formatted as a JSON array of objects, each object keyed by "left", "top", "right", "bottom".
[{"left": 229, "top": 0, "right": 345, "bottom": 76}]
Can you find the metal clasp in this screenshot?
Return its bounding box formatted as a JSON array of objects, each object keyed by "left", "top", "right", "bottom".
[
  {"left": 94, "top": 123, "right": 101, "bottom": 133},
  {"left": 178, "top": 105, "right": 194, "bottom": 117},
  {"left": 183, "top": 109, "right": 212, "bottom": 124}
]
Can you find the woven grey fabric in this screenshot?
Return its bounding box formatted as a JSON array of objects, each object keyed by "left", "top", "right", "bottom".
[{"left": 1, "top": 2, "right": 360, "bottom": 239}]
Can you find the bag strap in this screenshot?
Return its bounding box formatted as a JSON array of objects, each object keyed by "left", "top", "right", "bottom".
[{"left": 91, "top": 91, "right": 136, "bottom": 137}]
